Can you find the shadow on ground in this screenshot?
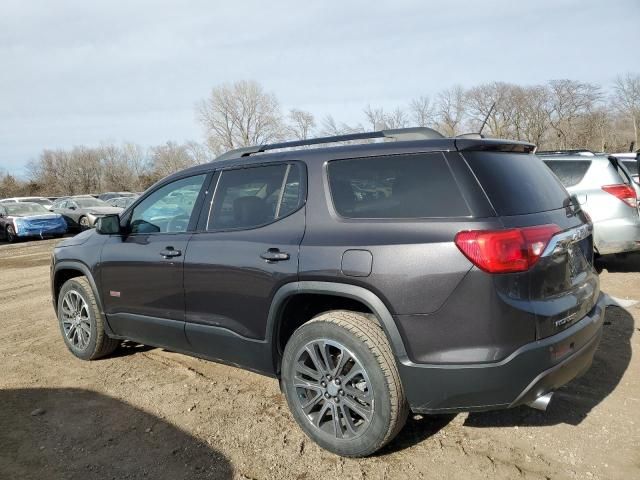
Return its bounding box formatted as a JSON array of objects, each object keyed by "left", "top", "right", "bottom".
[
  {"left": 0, "top": 388, "right": 233, "bottom": 480},
  {"left": 465, "top": 305, "right": 634, "bottom": 429},
  {"left": 597, "top": 252, "right": 640, "bottom": 273},
  {"left": 108, "top": 340, "right": 155, "bottom": 358},
  {"left": 380, "top": 413, "right": 455, "bottom": 455}
]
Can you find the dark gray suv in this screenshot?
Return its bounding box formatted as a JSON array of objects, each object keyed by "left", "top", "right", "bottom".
[{"left": 50, "top": 128, "right": 606, "bottom": 457}]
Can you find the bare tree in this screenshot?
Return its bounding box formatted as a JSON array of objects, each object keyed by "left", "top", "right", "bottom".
[
  {"left": 363, "top": 105, "right": 386, "bottom": 131},
  {"left": 385, "top": 107, "right": 409, "bottom": 129},
  {"left": 466, "top": 82, "right": 522, "bottom": 138},
  {"left": 100, "top": 144, "right": 131, "bottom": 192},
  {"left": 184, "top": 141, "right": 211, "bottom": 164},
  {"left": 0, "top": 171, "right": 21, "bottom": 198},
  {"left": 287, "top": 109, "right": 316, "bottom": 140},
  {"left": 613, "top": 73, "right": 640, "bottom": 150},
  {"left": 435, "top": 86, "right": 467, "bottom": 136},
  {"left": 547, "top": 80, "right": 602, "bottom": 149},
  {"left": 198, "top": 80, "right": 284, "bottom": 155},
  {"left": 319, "top": 115, "right": 362, "bottom": 137},
  {"left": 363, "top": 105, "right": 409, "bottom": 131},
  {"left": 518, "top": 85, "right": 552, "bottom": 146},
  {"left": 150, "top": 141, "right": 200, "bottom": 179},
  {"left": 409, "top": 96, "right": 436, "bottom": 128}
]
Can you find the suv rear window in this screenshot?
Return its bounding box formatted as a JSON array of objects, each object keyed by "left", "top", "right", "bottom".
[
  {"left": 463, "top": 152, "right": 570, "bottom": 216},
  {"left": 327, "top": 153, "right": 469, "bottom": 218},
  {"left": 543, "top": 160, "right": 591, "bottom": 187}
]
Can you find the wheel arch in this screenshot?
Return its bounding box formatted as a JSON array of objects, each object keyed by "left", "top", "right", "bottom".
[
  {"left": 52, "top": 261, "right": 105, "bottom": 318},
  {"left": 267, "top": 281, "right": 408, "bottom": 374}
]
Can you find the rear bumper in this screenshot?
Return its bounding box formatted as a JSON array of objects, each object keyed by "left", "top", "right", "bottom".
[
  {"left": 593, "top": 216, "right": 640, "bottom": 254},
  {"left": 399, "top": 293, "right": 606, "bottom": 413}
]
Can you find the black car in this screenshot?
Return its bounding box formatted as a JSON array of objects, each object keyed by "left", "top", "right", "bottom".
[{"left": 50, "top": 127, "right": 605, "bottom": 457}]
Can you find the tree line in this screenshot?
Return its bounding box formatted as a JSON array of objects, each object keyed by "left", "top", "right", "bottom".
[{"left": 2, "top": 74, "right": 639, "bottom": 198}]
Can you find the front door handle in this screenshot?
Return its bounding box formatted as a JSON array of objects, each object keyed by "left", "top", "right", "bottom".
[
  {"left": 260, "top": 248, "right": 290, "bottom": 262},
  {"left": 160, "top": 247, "right": 182, "bottom": 259}
]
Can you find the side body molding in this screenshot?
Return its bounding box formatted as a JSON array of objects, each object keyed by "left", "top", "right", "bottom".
[{"left": 267, "top": 281, "right": 409, "bottom": 364}]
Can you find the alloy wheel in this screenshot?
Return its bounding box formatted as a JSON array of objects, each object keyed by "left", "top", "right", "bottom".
[
  {"left": 293, "top": 339, "right": 374, "bottom": 439},
  {"left": 79, "top": 217, "right": 90, "bottom": 230},
  {"left": 60, "top": 290, "right": 92, "bottom": 350}
]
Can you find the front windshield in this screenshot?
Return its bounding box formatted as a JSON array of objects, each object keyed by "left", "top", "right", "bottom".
[
  {"left": 5, "top": 203, "right": 49, "bottom": 215},
  {"left": 74, "top": 197, "right": 107, "bottom": 208}
]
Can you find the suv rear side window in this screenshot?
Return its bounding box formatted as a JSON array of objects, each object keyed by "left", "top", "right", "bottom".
[
  {"left": 543, "top": 160, "right": 591, "bottom": 187},
  {"left": 464, "top": 152, "right": 570, "bottom": 216},
  {"left": 327, "top": 153, "right": 469, "bottom": 218},
  {"left": 208, "top": 163, "right": 303, "bottom": 230}
]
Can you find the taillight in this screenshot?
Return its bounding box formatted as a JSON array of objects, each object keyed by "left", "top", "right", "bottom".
[
  {"left": 602, "top": 184, "right": 637, "bottom": 208},
  {"left": 455, "top": 224, "right": 561, "bottom": 273}
]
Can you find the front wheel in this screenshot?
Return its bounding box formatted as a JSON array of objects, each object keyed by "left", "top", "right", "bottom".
[
  {"left": 281, "top": 311, "right": 408, "bottom": 457},
  {"left": 57, "top": 277, "right": 119, "bottom": 360},
  {"left": 6, "top": 225, "right": 18, "bottom": 243}
]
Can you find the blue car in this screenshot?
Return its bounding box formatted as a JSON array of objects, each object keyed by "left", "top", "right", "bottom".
[{"left": 0, "top": 202, "right": 67, "bottom": 242}]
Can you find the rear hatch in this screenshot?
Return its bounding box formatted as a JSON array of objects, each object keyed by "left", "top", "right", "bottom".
[{"left": 461, "top": 150, "right": 599, "bottom": 339}]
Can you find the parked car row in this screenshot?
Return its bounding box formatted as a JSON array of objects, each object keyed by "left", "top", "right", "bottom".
[{"left": 0, "top": 192, "right": 139, "bottom": 242}]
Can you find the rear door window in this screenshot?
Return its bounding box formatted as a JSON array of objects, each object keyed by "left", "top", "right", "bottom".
[
  {"left": 543, "top": 160, "right": 591, "bottom": 187},
  {"left": 327, "top": 153, "right": 470, "bottom": 218},
  {"left": 463, "top": 152, "right": 570, "bottom": 216},
  {"left": 208, "top": 163, "right": 304, "bottom": 230}
]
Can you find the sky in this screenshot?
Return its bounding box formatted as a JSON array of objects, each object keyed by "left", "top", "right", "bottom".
[{"left": 1, "top": 0, "right": 639, "bottom": 175}]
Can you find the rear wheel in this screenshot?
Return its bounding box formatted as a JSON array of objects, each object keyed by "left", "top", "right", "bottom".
[
  {"left": 57, "top": 277, "right": 119, "bottom": 360},
  {"left": 282, "top": 310, "right": 408, "bottom": 457},
  {"left": 5, "top": 225, "right": 17, "bottom": 243}
]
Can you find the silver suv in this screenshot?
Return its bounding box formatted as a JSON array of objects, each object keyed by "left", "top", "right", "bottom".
[{"left": 540, "top": 151, "right": 640, "bottom": 255}]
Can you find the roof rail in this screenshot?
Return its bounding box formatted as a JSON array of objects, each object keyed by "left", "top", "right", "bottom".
[
  {"left": 536, "top": 149, "right": 595, "bottom": 157},
  {"left": 213, "top": 127, "right": 445, "bottom": 162}
]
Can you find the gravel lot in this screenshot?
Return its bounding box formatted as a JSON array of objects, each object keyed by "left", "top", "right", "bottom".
[{"left": 0, "top": 238, "right": 638, "bottom": 479}]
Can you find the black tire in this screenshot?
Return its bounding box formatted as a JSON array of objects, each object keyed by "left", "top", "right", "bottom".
[
  {"left": 5, "top": 225, "right": 18, "bottom": 243},
  {"left": 282, "top": 310, "right": 408, "bottom": 457},
  {"left": 57, "top": 277, "right": 119, "bottom": 360},
  {"left": 79, "top": 216, "right": 90, "bottom": 231}
]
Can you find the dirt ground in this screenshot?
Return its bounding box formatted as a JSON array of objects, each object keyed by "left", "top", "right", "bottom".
[{"left": 0, "top": 238, "right": 638, "bottom": 480}]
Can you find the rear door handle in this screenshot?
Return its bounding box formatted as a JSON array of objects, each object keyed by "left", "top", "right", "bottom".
[
  {"left": 260, "top": 248, "right": 290, "bottom": 262},
  {"left": 160, "top": 247, "right": 182, "bottom": 259}
]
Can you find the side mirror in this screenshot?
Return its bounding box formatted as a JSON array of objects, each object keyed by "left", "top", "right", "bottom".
[
  {"left": 96, "top": 214, "right": 121, "bottom": 235},
  {"left": 68, "top": 205, "right": 76, "bottom": 210}
]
